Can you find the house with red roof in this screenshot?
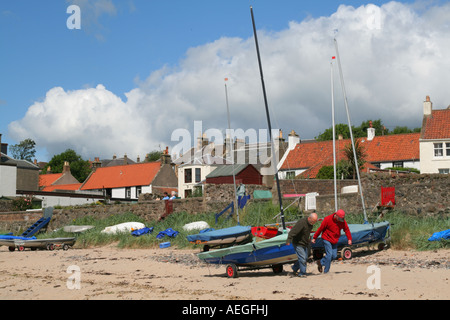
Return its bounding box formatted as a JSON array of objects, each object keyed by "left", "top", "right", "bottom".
[
  {"left": 278, "top": 125, "right": 420, "bottom": 179},
  {"left": 80, "top": 160, "right": 178, "bottom": 201},
  {"left": 39, "top": 161, "right": 81, "bottom": 192},
  {"left": 419, "top": 96, "right": 450, "bottom": 174}
]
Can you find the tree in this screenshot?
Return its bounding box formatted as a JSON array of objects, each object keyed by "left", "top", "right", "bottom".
[
  {"left": 315, "top": 123, "right": 353, "bottom": 141},
  {"left": 43, "top": 149, "right": 91, "bottom": 182},
  {"left": 146, "top": 150, "right": 163, "bottom": 162},
  {"left": 9, "top": 139, "right": 36, "bottom": 162},
  {"left": 317, "top": 160, "right": 352, "bottom": 180},
  {"left": 343, "top": 139, "right": 367, "bottom": 179},
  {"left": 316, "top": 119, "right": 419, "bottom": 142}
]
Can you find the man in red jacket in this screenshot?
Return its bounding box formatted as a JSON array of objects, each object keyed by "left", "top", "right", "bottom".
[{"left": 311, "top": 209, "right": 352, "bottom": 274}]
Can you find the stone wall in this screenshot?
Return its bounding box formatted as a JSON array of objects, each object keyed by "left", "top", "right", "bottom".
[
  {"left": 360, "top": 173, "right": 449, "bottom": 217},
  {"left": 277, "top": 179, "right": 358, "bottom": 197},
  {"left": 281, "top": 173, "right": 450, "bottom": 218},
  {"left": 0, "top": 200, "right": 13, "bottom": 212}
]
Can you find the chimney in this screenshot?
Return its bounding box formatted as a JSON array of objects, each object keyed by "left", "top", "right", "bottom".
[
  {"left": 161, "top": 146, "right": 171, "bottom": 164},
  {"left": 123, "top": 154, "right": 128, "bottom": 165},
  {"left": 136, "top": 155, "right": 140, "bottom": 163},
  {"left": 338, "top": 134, "right": 343, "bottom": 140},
  {"left": 92, "top": 157, "right": 101, "bottom": 171},
  {"left": 197, "top": 132, "right": 209, "bottom": 150},
  {"left": 202, "top": 132, "right": 209, "bottom": 148},
  {"left": 234, "top": 138, "right": 245, "bottom": 150},
  {"left": 367, "top": 120, "right": 376, "bottom": 141},
  {"left": 424, "top": 95, "right": 432, "bottom": 116},
  {"left": 113, "top": 154, "right": 117, "bottom": 160},
  {"left": 0, "top": 133, "right": 7, "bottom": 155},
  {"left": 288, "top": 130, "right": 300, "bottom": 150},
  {"left": 47, "top": 166, "right": 52, "bottom": 174},
  {"left": 62, "top": 161, "right": 71, "bottom": 174}
]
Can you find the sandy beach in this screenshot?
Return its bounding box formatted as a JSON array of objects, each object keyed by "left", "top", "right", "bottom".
[{"left": 0, "top": 245, "right": 448, "bottom": 301}]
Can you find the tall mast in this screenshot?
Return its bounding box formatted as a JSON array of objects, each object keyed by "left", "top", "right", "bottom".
[
  {"left": 250, "top": 6, "right": 286, "bottom": 230},
  {"left": 331, "top": 59, "right": 338, "bottom": 212},
  {"left": 334, "top": 38, "right": 368, "bottom": 223},
  {"left": 224, "top": 78, "right": 239, "bottom": 224}
]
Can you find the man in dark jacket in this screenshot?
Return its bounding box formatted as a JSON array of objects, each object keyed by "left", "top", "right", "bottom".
[{"left": 286, "top": 212, "right": 318, "bottom": 277}]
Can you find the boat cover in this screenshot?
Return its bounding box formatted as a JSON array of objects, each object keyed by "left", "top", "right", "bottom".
[
  {"left": 311, "top": 222, "right": 390, "bottom": 249},
  {"left": 0, "top": 235, "right": 37, "bottom": 241},
  {"left": 156, "top": 228, "right": 179, "bottom": 239},
  {"left": 131, "top": 227, "right": 154, "bottom": 237},
  {"left": 187, "top": 226, "right": 251, "bottom": 243},
  {"left": 428, "top": 229, "right": 450, "bottom": 241}
]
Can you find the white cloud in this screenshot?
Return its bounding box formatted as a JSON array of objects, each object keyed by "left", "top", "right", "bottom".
[
  {"left": 67, "top": 0, "right": 117, "bottom": 40},
  {"left": 9, "top": 1, "right": 450, "bottom": 161}
]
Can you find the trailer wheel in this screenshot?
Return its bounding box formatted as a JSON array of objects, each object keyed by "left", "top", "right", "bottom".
[
  {"left": 272, "top": 264, "right": 283, "bottom": 274},
  {"left": 226, "top": 264, "right": 239, "bottom": 278},
  {"left": 377, "top": 243, "right": 386, "bottom": 251},
  {"left": 18, "top": 246, "right": 25, "bottom": 252},
  {"left": 63, "top": 244, "right": 69, "bottom": 251},
  {"left": 342, "top": 247, "right": 352, "bottom": 260},
  {"left": 8, "top": 246, "right": 15, "bottom": 252},
  {"left": 47, "top": 243, "right": 55, "bottom": 251}
]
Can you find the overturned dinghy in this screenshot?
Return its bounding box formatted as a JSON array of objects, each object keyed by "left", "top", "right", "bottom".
[
  {"left": 101, "top": 222, "right": 145, "bottom": 234},
  {"left": 187, "top": 226, "right": 252, "bottom": 249},
  {"left": 63, "top": 225, "right": 94, "bottom": 233}
]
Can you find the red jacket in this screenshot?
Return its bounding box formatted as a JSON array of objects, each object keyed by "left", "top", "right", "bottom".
[{"left": 313, "top": 214, "right": 352, "bottom": 245}]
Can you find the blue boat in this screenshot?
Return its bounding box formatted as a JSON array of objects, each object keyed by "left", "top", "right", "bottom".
[
  {"left": 311, "top": 221, "right": 391, "bottom": 260},
  {"left": 187, "top": 226, "right": 252, "bottom": 249}
]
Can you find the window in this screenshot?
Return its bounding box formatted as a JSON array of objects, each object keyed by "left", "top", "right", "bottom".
[
  {"left": 184, "top": 169, "right": 192, "bottom": 183},
  {"left": 286, "top": 171, "right": 295, "bottom": 179},
  {"left": 136, "top": 187, "right": 142, "bottom": 198},
  {"left": 195, "top": 168, "right": 201, "bottom": 183},
  {"left": 446, "top": 143, "right": 450, "bottom": 156},
  {"left": 125, "top": 187, "right": 131, "bottom": 199},
  {"left": 393, "top": 161, "right": 404, "bottom": 168},
  {"left": 438, "top": 169, "right": 449, "bottom": 174},
  {"left": 434, "top": 143, "right": 443, "bottom": 157}
]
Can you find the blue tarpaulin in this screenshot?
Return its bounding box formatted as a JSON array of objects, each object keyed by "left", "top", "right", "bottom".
[
  {"left": 428, "top": 229, "right": 450, "bottom": 241},
  {"left": 187, "top": 226, "right": 251, "bottom": 243},
  {"left": 311, "top": 222, "right": 390, "bottom": 249},
  {"left": 131, "top": 227, "right": 154, "bottom": 237},
  {"left": 0, "top": 235, "right": 37, "bottom": 240},
  {"left": 157, "top": 228, "right": 179, "bottom": 239}
]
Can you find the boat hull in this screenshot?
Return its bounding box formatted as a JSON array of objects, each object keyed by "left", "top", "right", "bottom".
[
  {"left": 187, "top": 226, "right": 252, "bottom": 246},
  {"left": 197, "top": 233, "right": 297, "bottom": 267},
  {"left": 311, "top": 221, "right": 391, "bottom": 249}
]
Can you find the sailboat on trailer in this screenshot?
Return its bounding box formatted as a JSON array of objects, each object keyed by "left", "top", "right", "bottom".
[
  {"left": 196, "top": 7, "right": 298, "bottom": 277},
  {"left": 310, "top": 38, "right": 391, "bottom": 259}
]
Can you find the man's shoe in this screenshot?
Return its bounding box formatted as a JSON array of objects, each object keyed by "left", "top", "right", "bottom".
[{"left": 316, "top": 260, "right": 323, "bottom": 273}]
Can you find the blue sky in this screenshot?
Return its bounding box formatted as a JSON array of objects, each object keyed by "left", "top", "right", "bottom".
[{"left": 1, "top": 0, "right": 449, "bottom": 162}]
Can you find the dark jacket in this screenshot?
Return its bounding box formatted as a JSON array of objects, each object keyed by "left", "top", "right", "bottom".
[{"left": 287, "top": 217, "right": 314, "bottom": 247}]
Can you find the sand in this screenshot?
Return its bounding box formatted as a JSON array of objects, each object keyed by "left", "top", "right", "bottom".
[{"left": 0, "top": 245, "right": 448, "bottom": 300}]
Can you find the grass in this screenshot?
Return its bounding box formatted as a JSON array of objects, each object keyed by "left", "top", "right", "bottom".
[{"left": 7, "top": 202, "right": 450, "bottom": 251}]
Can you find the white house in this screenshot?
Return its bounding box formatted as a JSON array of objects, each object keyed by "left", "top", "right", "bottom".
[
  {"left": 80, "top": 160, "right": 178, "bottom": 201},
  {"left": 419, "top": 96, "right": 450, "bottom": 174}
]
